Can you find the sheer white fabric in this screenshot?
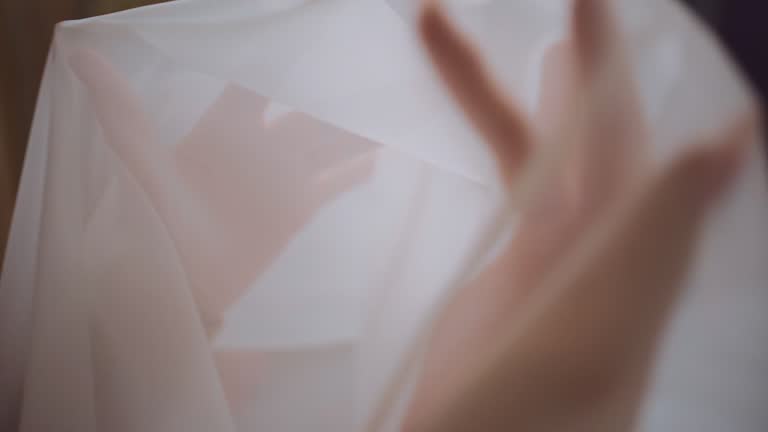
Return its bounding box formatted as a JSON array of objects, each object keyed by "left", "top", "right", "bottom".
[{"left": 1, "top": 0, "right": 766, "bottom": 431}]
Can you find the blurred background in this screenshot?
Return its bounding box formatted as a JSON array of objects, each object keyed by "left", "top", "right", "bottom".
[{"left": 0, "top": 0, "right": 765, "bottom": 255}]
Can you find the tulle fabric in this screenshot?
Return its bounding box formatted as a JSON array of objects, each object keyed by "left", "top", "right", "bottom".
[{"left": 0, "top": 1, "right": 766, "bottom": 431}]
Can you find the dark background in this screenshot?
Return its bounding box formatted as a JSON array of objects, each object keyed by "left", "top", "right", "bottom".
[
  {"left": 682, "top": 0, "right": 768, "bottom": 109},
  {"left": 0, "top": 0, "right": 765, "bottom": 255}
]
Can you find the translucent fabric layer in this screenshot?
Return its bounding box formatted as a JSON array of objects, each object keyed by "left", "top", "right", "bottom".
[{"left": 1, "top": 0, "right": 766, "bottom": 431}]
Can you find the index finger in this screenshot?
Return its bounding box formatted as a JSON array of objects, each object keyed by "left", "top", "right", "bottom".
[{"left": 419, "top": 1, "right": 532, "bottom": 184}]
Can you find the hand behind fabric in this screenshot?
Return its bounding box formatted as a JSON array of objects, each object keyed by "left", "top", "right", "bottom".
[
  {"left": 71, "top": 53, "right": 378, "bottom": 413},
  {"left": 70, "top": 54, "right": 378, "bottom": 336},
  {"left": 403, "top": 1, "right": 756, "bottom": 431}
]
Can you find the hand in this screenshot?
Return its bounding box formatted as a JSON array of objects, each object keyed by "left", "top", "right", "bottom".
[
  {"left": 72, "top": 53, "right": 379, "bottom": 412},
  {"left": 71, "top": 52, "right": 378, "bottom": 336},
  {"left": 403, "top": 1, "right": 755, "bottom": 431}
]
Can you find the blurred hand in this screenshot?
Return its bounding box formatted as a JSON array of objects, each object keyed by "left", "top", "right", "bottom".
[{"left": 404, "top": 1, "right": 755, "bottom": 431}]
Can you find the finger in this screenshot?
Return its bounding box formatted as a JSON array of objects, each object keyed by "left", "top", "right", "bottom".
[
  {"left": 569, "top": 0, "right": 647, "bottom": 211},
  {"left": 571, "top": 0, "right": 622, "bottom": 76},
  {"left": 536, "top": 40, "right": 577, "bottom": 133},
  {"left": 419, "top": 1, "right": 532, "bottom": 183},
  {"left": 534, "top": 39, "right": 585, "bottom": 209},
  {"left": 505, "top": 112, "right": 755, "bottom": 399}
]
